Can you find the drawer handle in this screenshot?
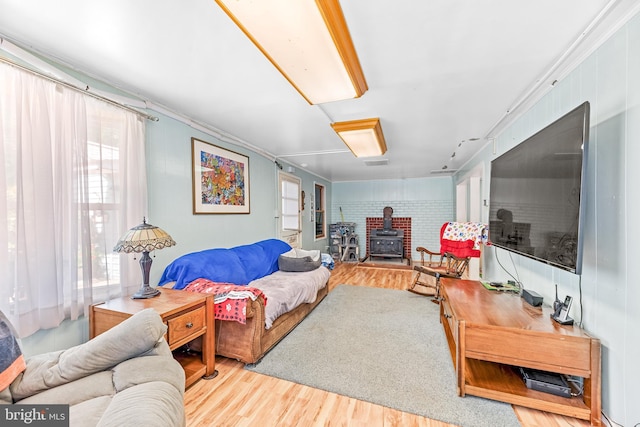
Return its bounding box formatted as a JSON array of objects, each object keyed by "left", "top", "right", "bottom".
[
  {"left": 443, "top": 314, "right": 452, "bottom": 319},
  {"left": 186, "top": 322, "right": 193, "bottom": 329}
]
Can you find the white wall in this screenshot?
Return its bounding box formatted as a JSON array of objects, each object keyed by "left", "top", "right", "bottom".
[
  {"left": 331, "top": 177, "right": 454, "bottom": 260},
  {"left": 457, "top": 12, "right": 640, "bottom": 425}
]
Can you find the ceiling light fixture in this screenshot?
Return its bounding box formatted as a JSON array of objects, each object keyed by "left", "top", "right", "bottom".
[
  {"left": 331, "top": 118, "right": 387, "bottom": 158},
  {"left": 214, "top": 0, "right": 367, "bottom": 104}
]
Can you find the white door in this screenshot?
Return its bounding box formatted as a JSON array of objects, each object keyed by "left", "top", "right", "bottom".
[{"left": 279, "top": 172, "right": 301, "bottom": 248}]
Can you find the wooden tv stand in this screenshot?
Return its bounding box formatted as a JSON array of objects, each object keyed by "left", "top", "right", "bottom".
[{"left": 439, "top": 278, "right": 601, "bottom": 426}]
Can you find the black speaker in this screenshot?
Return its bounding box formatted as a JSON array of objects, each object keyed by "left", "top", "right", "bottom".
[{"left": 522, "top": 289, "right": 543, "bottom": 307}]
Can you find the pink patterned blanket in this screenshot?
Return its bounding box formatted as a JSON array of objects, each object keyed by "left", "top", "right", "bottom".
[{"left": 183, "top": 279, "right": 266, "bottom": 324}]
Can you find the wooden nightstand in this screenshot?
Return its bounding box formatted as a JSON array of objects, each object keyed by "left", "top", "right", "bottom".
[{"left": 89, "top": 288, "right": 217, "bottom": 388}]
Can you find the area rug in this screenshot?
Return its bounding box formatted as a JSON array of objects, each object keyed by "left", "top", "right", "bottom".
[{"left": 246, "top": 284, "right": 521, "bottom": 427}]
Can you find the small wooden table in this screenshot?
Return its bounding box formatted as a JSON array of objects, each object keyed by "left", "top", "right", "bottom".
[
  {"left": 440, "top": 278, "right": 601, "bottom": 426},
  {"left": 89, "top": 288, "right": 216, "bottom": 388}
]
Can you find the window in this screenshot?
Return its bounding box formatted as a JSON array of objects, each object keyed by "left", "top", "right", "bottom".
[
  {"left": 0, "top": 62, "right": 147, "bottom": 336},
  {"left": 281, "top": 178, "right": 300, "bottom": 231},
  {"left": 278, "top": 172, "right": 301, "bottom": 248},
  {"left": 315, "top": 183, "right": 326, "bottom": 239}
]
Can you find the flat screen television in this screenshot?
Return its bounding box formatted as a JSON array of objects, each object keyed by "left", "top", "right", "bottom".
[{"left": 489, "top": 101, "right": 590, "bottom": 274}]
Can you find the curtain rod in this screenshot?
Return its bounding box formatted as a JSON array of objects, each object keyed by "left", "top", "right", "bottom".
[{"left": 0, "top": 55, "right": 158, "bottom": 122}]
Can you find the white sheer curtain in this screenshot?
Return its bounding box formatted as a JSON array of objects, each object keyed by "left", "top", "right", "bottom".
[{"left": 0, "top": 62, "right": 147, "bottom": 337}]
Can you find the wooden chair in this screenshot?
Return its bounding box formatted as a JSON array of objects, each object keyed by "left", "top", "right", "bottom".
[
  {"left": 408, "top": 249, "right": 470, "bottom": 303},
  {"left": 414, "top": 246, "right": 442, "bottom": 268}
]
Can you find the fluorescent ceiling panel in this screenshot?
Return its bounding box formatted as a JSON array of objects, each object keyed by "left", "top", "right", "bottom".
[
  {"left": 215, "top": 0, "right": 367, "bottom": 104},
  {"left": 332, "top": 118, "right": 387, "bottom": 157}
]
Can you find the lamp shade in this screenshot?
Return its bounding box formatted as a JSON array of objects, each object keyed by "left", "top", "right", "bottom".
[
  {"left": 113, "top": 218, "right": 176, "bottom": 299},
  {"left": 113, "top": 218, "right": 176, "bottom": 253}
]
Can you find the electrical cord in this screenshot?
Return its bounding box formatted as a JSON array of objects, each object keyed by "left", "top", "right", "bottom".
[
  {"left": 578, "top": 274, "right": 584, "bottom": 328},
  {"left": 494, "top": 247, "right": 523, "bottom": 292},
  {"left": 601, "top": 411, "right": 625, "bottom": 427},
  {"left": 508, "top": 250, "right": 523, "bottom": 292},
  {"left": 494, "top": 246, "right": 586, "bottom": 327},
  {"left": 566, "top": 376, "right": 583, "bottom": 397}
]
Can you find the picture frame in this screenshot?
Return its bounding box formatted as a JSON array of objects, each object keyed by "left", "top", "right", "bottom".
[{"left": 191, "top": 137, "right": 250, "bottom": 214}]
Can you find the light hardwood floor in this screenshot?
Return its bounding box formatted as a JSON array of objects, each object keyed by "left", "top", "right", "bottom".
[{"left": 184, "top": 262, "right": 592, "bottom": 427}]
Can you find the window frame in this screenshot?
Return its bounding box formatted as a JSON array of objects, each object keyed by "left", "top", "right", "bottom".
[
  {"left": 278, "top": 172, "right": 302, "bottom": 248},
  {"left": 314, "top": 182, "right": 326, "bottom": 240}
]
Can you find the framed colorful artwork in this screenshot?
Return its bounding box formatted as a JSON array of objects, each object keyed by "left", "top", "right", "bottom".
[{"left": 191, "top": 137, "right": 250, "bottom": 214}]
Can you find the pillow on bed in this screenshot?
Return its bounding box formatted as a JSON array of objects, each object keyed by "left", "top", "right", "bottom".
[{"left": 278, "top": 248, "right": 322, "bottom": 272}]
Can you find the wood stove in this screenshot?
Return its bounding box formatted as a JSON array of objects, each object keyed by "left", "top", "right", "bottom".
[{"left": 369, "top": 207, "right": 404, "bottom": 259}]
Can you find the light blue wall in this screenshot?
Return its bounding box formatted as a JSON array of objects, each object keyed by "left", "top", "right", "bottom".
[
  {"left": 145, "top": 112, "right": 332, "bottom": 286},
  {"left": 298, "top": 172, "right": 333, "bottom": 250},
  {"left": 145, "top": 113, "right": 277, "bottom": 287},
  {"left": 331, "top": 177, "right": 454, "bottom": 259},
  {"left": 457, "top": 12, "right": 640, "bottom": 425},
  {"left": 20, "top": 109, "right": 330, "bottom": 356}
]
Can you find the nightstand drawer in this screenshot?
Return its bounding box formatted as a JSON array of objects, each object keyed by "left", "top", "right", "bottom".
[
  {"left": 167, "top": 306, "right": 206, "bottom": 345},
  {"left": 89, "top": 289, "right": 215, "bottom": 388}
]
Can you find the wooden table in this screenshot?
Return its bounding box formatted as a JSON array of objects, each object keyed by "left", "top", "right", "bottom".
[
  {"left": 89, "top": 288, "right": 216, "bottom": 388},
  {"left": 440, "top": 278, "right": 601, "bottom": 426}
]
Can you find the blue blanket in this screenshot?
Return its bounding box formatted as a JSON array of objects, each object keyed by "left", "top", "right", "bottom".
[{"left": 158, "top": 239, "right": 292, "bottom": 290}]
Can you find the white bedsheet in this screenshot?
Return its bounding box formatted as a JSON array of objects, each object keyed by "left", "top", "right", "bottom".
[{"left": 249, "top": 266, "right": 330, "bottom": 329}]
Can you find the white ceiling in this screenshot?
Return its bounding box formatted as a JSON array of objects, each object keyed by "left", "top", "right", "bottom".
[{"left": 1, "top": 0, "right": 638, "bottom": 182}]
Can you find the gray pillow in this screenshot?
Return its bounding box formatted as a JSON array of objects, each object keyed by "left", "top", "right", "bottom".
[{"left": 278, "top": 254, "right": 322, "bottom": 272}]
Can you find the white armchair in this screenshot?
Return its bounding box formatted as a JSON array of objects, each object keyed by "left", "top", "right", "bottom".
[{"left": 1, "top": 308, "right": 186, "bottom": 427}]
